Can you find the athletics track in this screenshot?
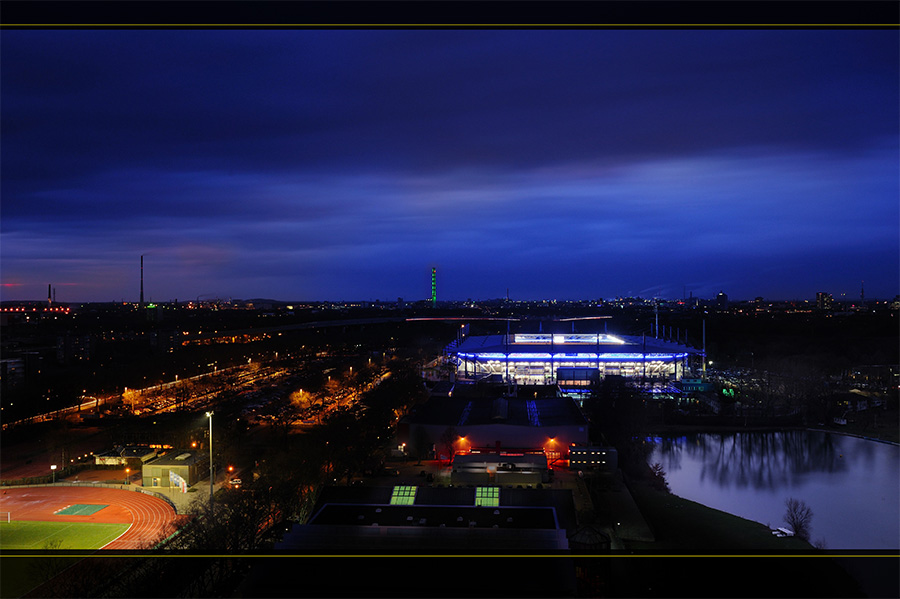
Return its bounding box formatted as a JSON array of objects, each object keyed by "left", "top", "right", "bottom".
[{"left": 0, "top": 486, "right": 180, "bottom": 549}]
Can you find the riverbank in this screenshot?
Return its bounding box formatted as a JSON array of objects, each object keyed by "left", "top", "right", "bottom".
[
  {"left": 649, "top": 417, "right": 899, "bottom": 445},
  {"left": 624, "top": 477, "right": 812, "bottom": 551},
  {"left": 614, "top": 478, "right": 867, "bottom": 598}
]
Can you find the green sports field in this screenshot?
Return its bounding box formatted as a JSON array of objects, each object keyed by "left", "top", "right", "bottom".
[{"left": 0, "top": 520, "right": 129, "bottom": 550}]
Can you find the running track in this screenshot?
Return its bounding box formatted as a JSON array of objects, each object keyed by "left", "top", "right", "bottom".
[{"left": 0, "top": 486, "right": 180, "bottom": 549}]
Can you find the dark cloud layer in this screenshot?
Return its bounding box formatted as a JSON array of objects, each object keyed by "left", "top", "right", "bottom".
[{"left": 2, "top": 30, "right": 898, "bottom": 302}]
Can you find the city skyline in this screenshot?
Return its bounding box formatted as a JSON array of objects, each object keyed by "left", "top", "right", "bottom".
[{"left": 2, "top": 29, "right": 898, "bottom": 303}]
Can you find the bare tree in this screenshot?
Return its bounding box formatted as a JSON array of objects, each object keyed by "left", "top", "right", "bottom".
[
  {"left": 783, "top": 497, "right": 813, "bottom": 541},
  {"left": 438, "top": 426, "right": 459, "bottom": 464},
  {"left": 649, "top": 462, "right": 670, "bottom": 492}
]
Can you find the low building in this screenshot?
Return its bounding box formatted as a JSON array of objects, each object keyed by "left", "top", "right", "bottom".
[
  {"left": 242, "top": 484, "right": 579, "bottom": 596},
  {"left": 141, "top": 450, "right": 208, "bottom": 488},
  {"left": 279, "top": 484, "right": 577, "bottom": 548},
  {"left": 568, "top": 446, "right": 617, "bottom": 472},
  {"left": 451, "top": 452, "right": 550, "bottom": 485},
  {"left": 94, "top": 446, "right": 158, "bottom": 467},
  {"left": 676, "top": 377, "right": 713, "bottom": 393},
  {"left": 400, "top": 396, "right": 589, "bottom": 462}
]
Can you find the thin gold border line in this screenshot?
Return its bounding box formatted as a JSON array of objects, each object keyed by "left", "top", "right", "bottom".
[
  {"left": 2, "top": 554, "right": 898, "bottom": 558},
  {"left": 1, "top": 24, "right": 899, "bottom": 28}
]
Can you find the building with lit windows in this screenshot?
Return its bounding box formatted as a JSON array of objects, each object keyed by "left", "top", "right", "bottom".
[
  {"left": 716, "top": 291, "right": 729, "bottom": 310},
  {"left": 446, "top": 332, "right": 702, "bottom": 387},
  {"left": 400, "top": 395, "right": 589, "bottom": 463},
  {"left": 277, "top": 484, "right": 576, "bottom": 553},
  {"left": 265, "top": 484, "right": 579, "bottom": 596},
  {"left": 816, "top": 291, "right": 834, "bottom": 310}
]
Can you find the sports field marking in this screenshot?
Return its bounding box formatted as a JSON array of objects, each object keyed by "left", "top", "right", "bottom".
[
  {"left": 104, "top": 521, "right": 134, "bottom": 549},
  {"left": 0, "top": 520, "right": 129, "bottom": 550},
  {"left": 54, "top": 503, "right": 108, "bottom": 516}
]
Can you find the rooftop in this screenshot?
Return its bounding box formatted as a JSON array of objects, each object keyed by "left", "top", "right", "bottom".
[
  {"left": 309, "top": 504, "right": 558, "bottom": 529},
  {"left": 145, "top": 450, "right": 208, "bottom": 467},
  {"left": 453, "top": 333, "right": 701, "bottom": 358},
  {"left": 405, "top": 396, "right": 587, "bottom": 427}
]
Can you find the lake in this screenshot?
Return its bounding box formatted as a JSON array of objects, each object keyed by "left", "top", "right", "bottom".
[{"left": 646, "top": 430, "right": 900, "bottom": 550}]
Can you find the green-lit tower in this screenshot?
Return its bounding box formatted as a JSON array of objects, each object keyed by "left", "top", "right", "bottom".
[{"left": 431, "top": 267, "right": 437, "bottom": 307}]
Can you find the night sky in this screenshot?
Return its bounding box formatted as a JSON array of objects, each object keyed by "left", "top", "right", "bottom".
[{"left": 2, "top": 30, "right": 898, "bottom": 303}]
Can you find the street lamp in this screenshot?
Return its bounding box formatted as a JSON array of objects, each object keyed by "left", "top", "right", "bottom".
[
  {"left": 50, "top": 464, "right": 57, "bottom": 484},
  {"left": 125, "top": 467, "right": 130, "bottom": 484},
  {"left": 206, "top": 411, "right": 214, "bottom": 509}
]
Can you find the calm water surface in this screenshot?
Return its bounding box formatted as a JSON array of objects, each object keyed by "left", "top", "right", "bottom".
[{"left": 647, "top": 431, "right": 900, "bottom": 549}]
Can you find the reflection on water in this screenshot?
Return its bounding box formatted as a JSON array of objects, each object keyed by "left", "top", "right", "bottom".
[
  {"left": 647, "top": 431, "right": 899, "bottom": 549},
  {"left": 652, "top": 431, "right": 847, "bottom": 490}
]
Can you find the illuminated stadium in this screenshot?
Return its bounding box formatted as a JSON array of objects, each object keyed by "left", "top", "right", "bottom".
[{"left": 446, "top": 332, "right": 703, "bottom": 387}]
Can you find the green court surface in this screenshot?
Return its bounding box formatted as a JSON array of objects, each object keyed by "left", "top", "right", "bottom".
[
  {"left": 0, "top": 520, "right": 129, "bottom": 550},
  {"left": 55, "top": 504, "right": 108, "bottom": 516}
]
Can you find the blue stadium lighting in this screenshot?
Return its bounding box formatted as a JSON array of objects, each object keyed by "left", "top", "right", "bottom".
[
  {"left": 451, "top": 333, "right": 698, "bottom": 384},
  {"left": 462, "top": 352, "right": 688, "bottom": 361}
]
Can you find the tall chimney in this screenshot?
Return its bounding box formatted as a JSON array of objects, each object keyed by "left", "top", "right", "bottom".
[
  {"left": 140, "top": 255, "right": 144, "bottom": 308},
  {"left": 48, "top": 284, "right": 52, "bottom": 307}
]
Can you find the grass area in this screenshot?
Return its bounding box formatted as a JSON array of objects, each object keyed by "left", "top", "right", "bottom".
[
  {"left": 55, "top": 504, "right": 109, "bottom": 516},
  {"left": 625, "top": 478, "right": 812, "bottom": 552},
  {"left": 610, "top": 478, "right": 866, "bottom": 598},
  {"left": 0, "top": 521, "right": 128, "bottom": 598},
  {"left": 0, "top": 520, "right": 128, "bottom": 550}
]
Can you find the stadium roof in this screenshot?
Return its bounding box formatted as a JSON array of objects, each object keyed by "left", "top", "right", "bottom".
[{"left": 451, "top": 333, "right": 701, "bottom": 359}]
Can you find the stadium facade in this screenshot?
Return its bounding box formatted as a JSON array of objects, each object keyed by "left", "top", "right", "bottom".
[{"left": 446, "top": 332, "right": 702, "bottom": 387}]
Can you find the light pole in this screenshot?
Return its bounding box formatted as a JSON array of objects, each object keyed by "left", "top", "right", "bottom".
[
  {"left": 206, "top": 411, "right": 214, "bottom": 509},
  {"left": 50, "top": 464, "right": 57, "bottom": 484}
]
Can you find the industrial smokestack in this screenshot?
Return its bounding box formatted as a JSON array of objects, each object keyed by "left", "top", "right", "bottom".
[
  {"left": 48, "top": 284, "right": 52, "bottom": 307},
  {"left": 140, "top": 255, "right": 144, "bottom": 308}
]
